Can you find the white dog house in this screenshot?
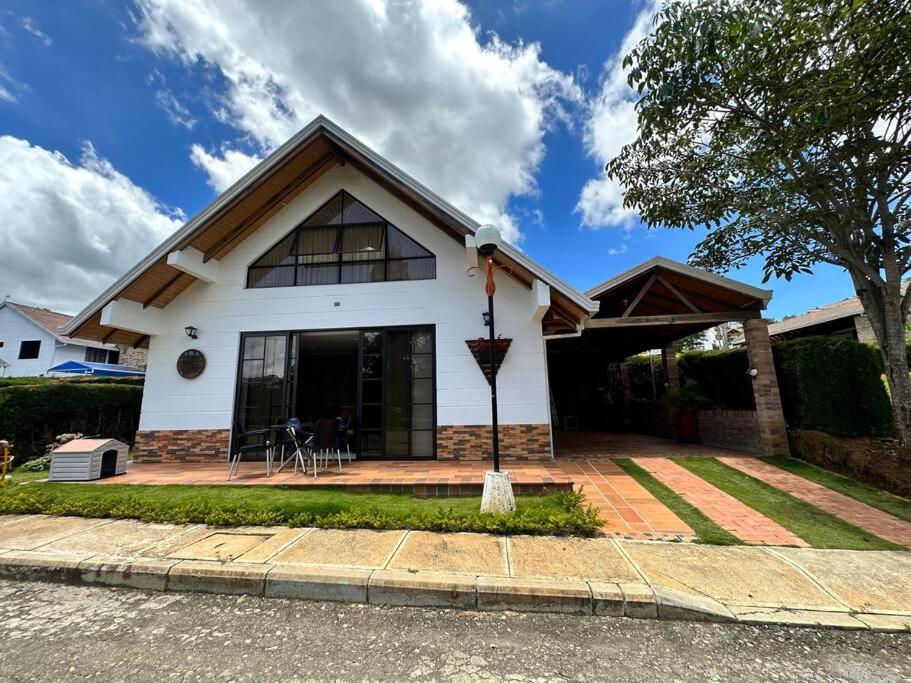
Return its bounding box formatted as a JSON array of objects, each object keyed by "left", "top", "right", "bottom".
[{"left": 49, "top": 438, "right": 128, "bottom": 481}]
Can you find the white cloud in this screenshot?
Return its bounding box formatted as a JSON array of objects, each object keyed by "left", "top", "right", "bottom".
[
  {"left": 154, "top": 89, "right": 196, "bottom": 129},
  {"left": 189, "top": 144, "right": 260, "bottom": 192},
  {"left": 0, "top": 63, "right": 24, "bottom": 103},
  {"left": 575, "top": 0, "right": 658, "bottom": 228},
  {"left": 0, "top": 137, "right": 183, "bottom": 313},
  {"left": 134, "top": 0, "right": 581, "bottom": 244},
  {"left": 20, "top": 16, "right": 51, "bottom": 46}
]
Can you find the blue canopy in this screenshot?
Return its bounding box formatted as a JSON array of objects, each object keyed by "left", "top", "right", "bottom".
[{"left": 47, "top": 360, "right": 145, "bottom": 377}]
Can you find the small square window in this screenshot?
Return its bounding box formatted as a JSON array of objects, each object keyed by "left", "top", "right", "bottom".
[{"left": 19, "top": 340, "right": 41, "bottom": 359}]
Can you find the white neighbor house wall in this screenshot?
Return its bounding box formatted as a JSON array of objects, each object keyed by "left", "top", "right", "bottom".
[
  {"left": 138, "top": 164, "right": 551, "bottom": 436},
  {"left": 0, "top": 306, "right": 59, "bottom": 376}
]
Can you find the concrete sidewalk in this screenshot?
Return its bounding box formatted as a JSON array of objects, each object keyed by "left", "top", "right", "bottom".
[{"left": 0, "top": 514, "right": 909, "bottom": 632}]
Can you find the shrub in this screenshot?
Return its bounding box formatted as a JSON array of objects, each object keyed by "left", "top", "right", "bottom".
[
  {"left": 678, "top": 347, "right": 754, "bottom": 410},
  {"left": 0, "top": 383, "right": 143, "bottom": 460},
  {"left": 772, "top": 337, "right": 893, "bottom": 437}
]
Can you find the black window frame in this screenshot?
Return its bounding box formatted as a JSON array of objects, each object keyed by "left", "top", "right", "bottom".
[
  {"left": 247, "top": 191, "right": 436, "bottom": 289},
  {"left": 18, "top": 340, "right": 41, "bottom": 360},
  {"left": 85, "top": 347, "right": 119, "bottom": 364}
]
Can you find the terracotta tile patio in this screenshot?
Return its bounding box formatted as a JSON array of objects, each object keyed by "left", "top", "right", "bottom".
[
  {"left": 98, "top": 459, "right": 574, "bottom": 498},
  {"left": 553, "top": 430, "right": 748, "bottom": 458}
]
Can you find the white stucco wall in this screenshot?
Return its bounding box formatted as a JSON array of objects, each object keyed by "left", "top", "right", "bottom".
[
  {"left": 0, "top": 306, "right": 103, "bottom": 377},
  {"left": 0, "top": 306, "right": 59, "bottom": 376},
  {"left": 138, "top": 164, "right": 550, "bottom": 432}
]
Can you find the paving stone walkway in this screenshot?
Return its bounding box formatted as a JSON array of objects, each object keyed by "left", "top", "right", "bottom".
[
  {"left": 556, "top": 460, "right": 693, "bottom": 541},
  {"left": 634, "top": 458, "right": 809, "bottom": 547},
  {"left": 720, "top": 457, "right": 911, "bottom": 549}
]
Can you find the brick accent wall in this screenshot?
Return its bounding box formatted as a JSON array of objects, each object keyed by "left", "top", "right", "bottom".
[
  {"left": 662, "top": 345, "right": 680, "bottom": 392},
  {"left": 743, "top": 318, "right": 790, "bottom": 455},
  {"left": 437, "top": 424, "right": 552, "bottom": 460},
  {"left": 697, "top": 410, "right": 762, "bottom": 453},
  {"left": 134, "top": 429, "right": 231, "bottom": 462}
]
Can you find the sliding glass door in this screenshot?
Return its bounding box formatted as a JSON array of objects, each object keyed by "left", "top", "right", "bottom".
[
  {"left": 234, "top": 325, "right": 435, "bottom": 459},
  {"left": 358, "top": 327, "right": 435, "bottom": 459}
]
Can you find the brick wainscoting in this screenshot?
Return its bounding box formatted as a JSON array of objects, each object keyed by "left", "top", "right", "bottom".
[
  {"left": 436, "top": 424, "right": 552, "bottom": 460},
  {"left": 134, "top": 429, "right": 231, "bottom": 463},
  {"left": 696, "top": 410, "right": 761, "bottom": 453}
]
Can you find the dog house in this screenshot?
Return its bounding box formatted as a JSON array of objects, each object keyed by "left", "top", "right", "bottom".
[{"left": 49, "top": 439, "right": 128, "bottom": 481}]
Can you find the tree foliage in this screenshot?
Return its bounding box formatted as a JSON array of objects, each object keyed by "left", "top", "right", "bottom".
[{"left": 608, "top": 0, "right": 911, "bottom": 442}]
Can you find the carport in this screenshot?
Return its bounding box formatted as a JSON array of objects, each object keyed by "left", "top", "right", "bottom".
[{"left": 547, "top": 257, "right": 789, "bottom": 456}]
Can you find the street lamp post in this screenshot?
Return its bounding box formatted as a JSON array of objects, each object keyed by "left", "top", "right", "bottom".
[
  {"left": 473, "top": 225, "right": 515, "bottom": 513},
  {"left": 485, "top": 253, "right": 501, "bottom": 473}
]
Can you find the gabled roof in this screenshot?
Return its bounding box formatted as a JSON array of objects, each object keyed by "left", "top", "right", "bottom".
[
  {"left": 586, "top": 256, "right": 772, "bottom": 307},
  {"left": 0, "top": 301, "right": 115, "bottom": 349},
  {"left": 62, "top": 115, "right": 597, "bottom": 344},
  {"left": 767, "top": 297, "right": 863, "bottom": 337}
]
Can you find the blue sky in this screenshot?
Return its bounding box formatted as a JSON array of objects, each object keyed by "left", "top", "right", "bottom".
[{"left": 0, "top": 0, "right": 853, "bottom": 318}]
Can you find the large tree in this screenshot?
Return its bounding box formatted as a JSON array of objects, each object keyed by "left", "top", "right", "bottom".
[{"left": 608, "top": 0, "right": 911, "bottom": 442}]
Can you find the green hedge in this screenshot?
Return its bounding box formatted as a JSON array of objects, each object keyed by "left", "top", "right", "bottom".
[
  {"left": 627, "top": 336, "right": 894, "bottom": 437},
  {"left": 0, "top": 383, "right": 143, "bottom": 460},
  {"left": 772, "top": 337, "right": 893, "bottom": 437},
  {"left": 0, "top": 376, "right": 144, "bottom": 389},
  {"left": 678, "top": 348, "right": 754, "bottom": 410}
]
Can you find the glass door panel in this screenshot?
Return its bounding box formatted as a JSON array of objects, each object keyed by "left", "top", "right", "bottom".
[{"left": 357, "top": 326, "right": 435, "bottom": 459}]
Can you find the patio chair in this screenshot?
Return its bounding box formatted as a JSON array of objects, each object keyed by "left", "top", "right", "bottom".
[
  {"left": 229, "top": 421, "right": 272, "bottom": 480},
  {"left": 314, "top": 418, "right": 343, "bottom": 472},
  {"left": 283, "top": 420, "right": 317, "bottom": 477},
  {"left": 336, "top": 416, "right": 353, "bottom": 463}
]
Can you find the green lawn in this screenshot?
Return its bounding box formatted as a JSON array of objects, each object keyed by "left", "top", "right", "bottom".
[
  {"left": 3, "top": 466, "right": 50, "bottom": 485},
  {"left": 761, "top": 455, "right": 911, "bottom": 524},
  {"left": 614, "top": 458, "right": 740, "bottom": 545},
  {"left": 0, "top": 480, "right": 602, "bottom": 536},
  {"left": 674, "top": 457, "right": 902, "bottom": 550}
]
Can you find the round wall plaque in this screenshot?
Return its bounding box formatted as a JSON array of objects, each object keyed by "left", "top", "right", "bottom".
[{"left": 177, "top": 349, "right": 206, "bottom": 379}]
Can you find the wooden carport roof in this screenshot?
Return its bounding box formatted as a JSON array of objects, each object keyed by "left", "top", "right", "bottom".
[
  {"left": 548, "top": 257, "right": 772, "bottom": 362},
  {"left": 62, "top": 116, "right": 597, "bottom": 346}
]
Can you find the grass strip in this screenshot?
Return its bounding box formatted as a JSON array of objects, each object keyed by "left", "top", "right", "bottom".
[
  {"left": 0, "top": 480, "right": 602, "bottom": 536},
  {"left": 761, "top": 456, "right": 911, "bottom": 524},
  {"left": 614, "top": 458, "right": 740, "bottom": 546},
  {"left": 674, "top": 457, "right": 902, "bottom": 551}
]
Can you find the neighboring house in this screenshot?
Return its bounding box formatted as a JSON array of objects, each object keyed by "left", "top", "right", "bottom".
[
  {"left": 766, "top": 292, "right": 908, "bottom": 344},
  {"left": 62, "top": 116, "right": 786, "bottom": 461},
  {"left": 0, "top": 300, "right": 123, "bottom": 377}
]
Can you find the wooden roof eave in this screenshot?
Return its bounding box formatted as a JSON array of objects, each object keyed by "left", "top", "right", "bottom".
[{"left": 64, "top": 116, "right": 597, "bottom": 342}]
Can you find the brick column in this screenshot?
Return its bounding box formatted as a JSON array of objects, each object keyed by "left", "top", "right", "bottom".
[
  {"left": 662, "top": 345, "right": 680, "bottom": 393},
  {"left": 743, "top": 318, "right": 790, "bottom": 455},
  {"left": 619, "top": 362, "right": 632, "bottom": 408}
]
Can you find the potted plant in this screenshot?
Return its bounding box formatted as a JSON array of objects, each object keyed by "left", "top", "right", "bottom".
[{"left": 663, "top": 380, "right": 711, "bottom": 443}]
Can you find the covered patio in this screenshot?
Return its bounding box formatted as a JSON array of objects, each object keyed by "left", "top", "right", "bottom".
[{"left": 546, "top": 257, "right": 789, "bottom": 456}]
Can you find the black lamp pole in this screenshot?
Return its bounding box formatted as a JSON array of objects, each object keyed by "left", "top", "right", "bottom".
[{"left": 485, "top": 255, "right": 500, "bottom": 473}]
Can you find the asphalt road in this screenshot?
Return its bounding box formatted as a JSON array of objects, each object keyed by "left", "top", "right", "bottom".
[{"left": 0, "top": 579, "right": 908, "bottom": 682}]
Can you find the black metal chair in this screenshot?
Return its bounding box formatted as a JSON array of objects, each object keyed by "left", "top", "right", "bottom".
[
  {"left": 282, "top": 419, "right": 317, "bottom": 477},
  {"left": 314, "top": 418, "right": 343, "bottom": 472},
  {"left": 336, "top": 416, "right": 353, "bottom": 463},
  {"left": 228, "top": 421, "right": 272, "bottom": 480}
]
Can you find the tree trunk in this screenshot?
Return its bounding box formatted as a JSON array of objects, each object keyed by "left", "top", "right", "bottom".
[{"left": 850, "top": 270, "right": 911, "bottom": 445}]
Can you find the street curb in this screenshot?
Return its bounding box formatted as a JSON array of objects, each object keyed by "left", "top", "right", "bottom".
[{"left": 0, "top": 553, "right": 908, "bottom": 631}]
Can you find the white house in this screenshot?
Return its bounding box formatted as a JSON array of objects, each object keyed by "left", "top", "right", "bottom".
[
  {"left": 0, "top": 300, "right": 122, "bottom": 377},
  {"left": 62, "top": 116, "right": 788, "bottom": 462}
]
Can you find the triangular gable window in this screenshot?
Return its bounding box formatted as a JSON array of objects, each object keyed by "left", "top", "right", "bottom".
[{"left": 248, "top": 191, "right": 436, "bottom": 288}]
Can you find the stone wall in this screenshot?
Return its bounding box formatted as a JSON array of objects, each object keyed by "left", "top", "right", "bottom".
[
  {"left": 118, "top": 345, "right": 149, "bottom": 370},
  {"left": 789, "top": 429, "right": 911, "bottom": 498},
  {"left": 697, "top": 409, "right": 762, "bottom": 453},
  {"left": 134, "top": 429, "right": 231, "bottom": 462},
  {"left": 436, "top": 424, "right": 552, "bottom": 460}
]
